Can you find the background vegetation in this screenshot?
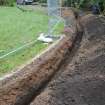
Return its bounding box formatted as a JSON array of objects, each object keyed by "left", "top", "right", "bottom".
[
  {"left": 0, "top": 0, "right": 15, "bottom": 6},
  {"left": 0, "top": 0, "right": 105, "bottom": 13}
]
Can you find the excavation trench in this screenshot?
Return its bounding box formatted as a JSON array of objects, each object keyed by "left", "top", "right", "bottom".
[
  {"left": 0, "top": 8, "right": 79, "bottom": 105},
  {"left": 0, "top": 33, "right": 81, "bottom": 105},
  {"left": 0, "top": 34, "right": 75, "bottom": 105},
  {"left": 0, "top": 11, "right": 105, "bottom": 105},
  {"left": 23, "top": 30, "right": 84, "bottom": 105},
  {"left": 30, "top": 14, "right": 105, "bottom": 105},
  {"left": 14, "top": 15, "right": 84, "bottom": 104}
]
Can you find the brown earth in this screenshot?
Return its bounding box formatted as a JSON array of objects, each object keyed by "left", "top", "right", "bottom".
[
  {"left": 30, "top": 15, "right": 105, "bottom": 105},
  {"left": 0, "top": 8, "right": 105, "bottom": 105}
]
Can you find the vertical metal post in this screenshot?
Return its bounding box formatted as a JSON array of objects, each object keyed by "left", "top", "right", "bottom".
[{"left": 47, "top": 0, "right": 61, "bottom": 37}]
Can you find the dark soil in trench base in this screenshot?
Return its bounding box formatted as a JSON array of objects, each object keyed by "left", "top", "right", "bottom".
[{"left": 30, "top": 14, "right": 105, "bottom": 105}]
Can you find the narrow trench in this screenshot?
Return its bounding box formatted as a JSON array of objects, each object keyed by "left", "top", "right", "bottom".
[
  {"left": 49, "top": 30, "right": 84, "bottom": 80},
  {"left": 14, "top": 27, "right": 84, "bottom": 105}
]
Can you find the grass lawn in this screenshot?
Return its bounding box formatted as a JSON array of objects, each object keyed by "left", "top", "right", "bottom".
[{"left": 0, "top": 6, "right": 63, "bottom": 76}]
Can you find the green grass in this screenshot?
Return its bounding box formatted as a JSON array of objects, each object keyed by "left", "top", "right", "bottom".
[
  {"left": 0, "top": 6, "right": 64, "bottom": 76},
  {"left": 0, "top": 6, "right": 48, "bottom": 53},
  {"left": 0, "top": 6, "right": 49, "bottom": 76}
]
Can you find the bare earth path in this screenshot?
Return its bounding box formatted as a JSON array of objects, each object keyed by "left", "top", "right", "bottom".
[{"left": 30, "top": 15, "right": 105, "bottom": 105}]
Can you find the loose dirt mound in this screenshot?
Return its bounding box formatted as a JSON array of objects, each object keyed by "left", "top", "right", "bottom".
[{"left": 30, "top": 15, "right": 105, "bottom": 105}]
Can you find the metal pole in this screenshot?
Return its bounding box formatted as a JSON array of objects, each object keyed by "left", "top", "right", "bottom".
[{"left": 60, "top": 0, "right": 62, "bottom": 17}]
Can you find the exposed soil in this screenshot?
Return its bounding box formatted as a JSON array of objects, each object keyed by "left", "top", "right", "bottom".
[
  {"left": 0, "top": 7, "right": 105, "bottom": 105},
  {"left": 30, "top": 15, "right": 105, "bottom": 105}
]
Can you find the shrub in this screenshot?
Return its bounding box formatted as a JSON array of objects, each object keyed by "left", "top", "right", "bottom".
[
  {"left": 0, "top": 0, "right": 15, "bottom": 6},
  {"left": 39, "top": 0, "right": 47, "bottom": 3}
]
